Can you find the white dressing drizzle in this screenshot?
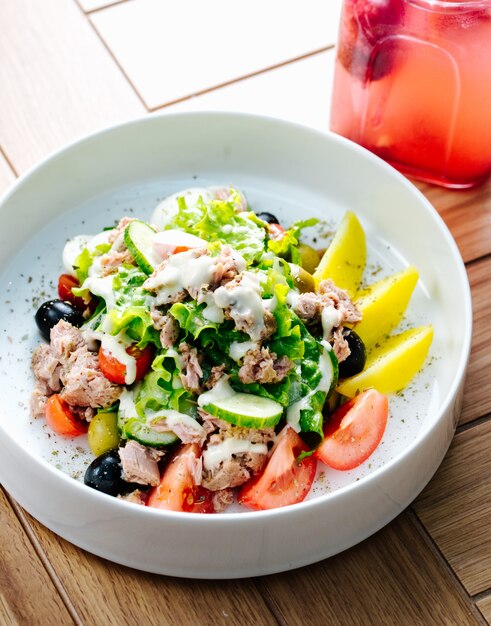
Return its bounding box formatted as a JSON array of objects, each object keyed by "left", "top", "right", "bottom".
[
  {"left": 286, "top": 342, "right": 334, "bottom": 432},
  {"left": 148, "top": 409, "right": 205, "bottom": 435},
  {"left": 213, "top": 272, "right": 266, "bottom": 341},
  {"left": 321, "top": 306, "right": 343, "bottom": 340},
  {"left": 118, "top": 387, "right": 139, "bottom": 418},
  {"left": 229, "top": 341, "right": 256, "bottom": 362},
  {"left": 197, "top": 376, "right": 235, "bottom": 408},
  {"left": 144, "top": 250, "right": 217, "bottom": 305},
  {"left": 202, "top": 438, "right": 268, "bottom": 470},
  {"left": 81, "top": 328, "right": 137, "bottom": 385},
  {"left": 82, "top": 274, "right": 117, "bottom": 311},
  {"left": 201, "top": 292, "right": 225, "bottom": 323}
]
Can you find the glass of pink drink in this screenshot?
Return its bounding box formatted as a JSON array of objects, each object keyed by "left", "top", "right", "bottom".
[{"left": 330, "top": 0, "right": 491, "bottom": 188}]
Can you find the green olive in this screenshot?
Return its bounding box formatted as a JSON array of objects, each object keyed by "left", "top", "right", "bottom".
[
  {"left": 290, "top": 263, "right": 315, "bottom": 293},
  {"left": 298, "top": 243, "right": 321, "bottom": 274},
  {"left": 88, "top": 410, "right": 120, "bottom": 457}
]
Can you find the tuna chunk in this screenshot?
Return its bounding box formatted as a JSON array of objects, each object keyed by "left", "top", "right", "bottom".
[
  {"left": 212, "top": 488, "right": 235, "bottom": 512},
  {"left": 100, "top": 248, "right": 134, "bottom": 276},
  {"left": 238, "top": 347, "right": 292, "bottom": 385},
  {"left": 50, "top": 319, "right": 84, "bottom": 361},
  {"left": 30, "top": 320, "right": 122, "bottom": 417},
  {"left": 179, "top": 342, "right": 203, "bottom": 394},
  {"left": 32, "top": 343, "right": 62, "bottom": 394},
  {"left": 318, "top": 279, "right": 362, "bottom": 324},
  {"left": 59, "top": 346, "right": 121, "bottom": 408},
  {"left": 200, "top": 418, "right": 274, "bottom": 491},
  {"left": 293, "top": 279, "right": 361, "bottom": 362},
  {"left": 332, "top": 327, "right": 351, "bottom": 363},
  {"left": 208, "top": 246, "right": 246, "bottom": 289},
  {"left": 107, "top": 217, "right": 136, "bottom": 244},
  {"left": 150, "top": 309, "right": 180, "bottom": 348},
  {"left": 119, "top": 440, "right": 161, "bottom": 486},
  {"left": 117, "top": 490, "right": 146, "bottom": 505}
]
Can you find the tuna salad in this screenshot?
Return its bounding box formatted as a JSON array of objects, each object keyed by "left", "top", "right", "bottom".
[{"left": 31, "top": 185, "right": 418, "bottom": 513}]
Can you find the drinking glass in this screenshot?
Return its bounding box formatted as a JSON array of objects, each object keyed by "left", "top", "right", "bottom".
[{"left": 330, "top": 0, "right": 491, "bottom": 188}]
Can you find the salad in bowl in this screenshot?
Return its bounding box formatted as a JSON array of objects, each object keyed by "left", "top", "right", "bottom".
[{"left": 31, "top": 185, "right": 432, "bottom": 513}]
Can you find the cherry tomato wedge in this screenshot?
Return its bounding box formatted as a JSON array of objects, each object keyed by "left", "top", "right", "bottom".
[
  {"left": 58, "top": 274, "right": 87, "bottom": 312},
  {"left": 267, "top": 223, "right": 286, "bottom": 240},
  {"left": 173, "top": 245, "right": 190, "bottom": 254},
  {"left": 147, "top": 443, "right": 214, "bottom": 513},
  {"left": 238, "top": 426, "right": 317, "bottom": 511},
  {"left": 45, "top": 394, "right": 88, "bottom": 437},
  {"left": 315, "top": 389, "right": 389, "bottom": 471},
  {"left": 98, "top": 344, "right": 153, "bottom": 385}
]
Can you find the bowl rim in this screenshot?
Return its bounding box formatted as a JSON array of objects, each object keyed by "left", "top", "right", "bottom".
[{"left": 0, "top": 109, "right": 473, "bottom": 521}]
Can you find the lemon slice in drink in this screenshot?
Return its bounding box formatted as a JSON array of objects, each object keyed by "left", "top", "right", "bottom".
[
  {"left": 313, "top": 211, "right": 366, "bottom": 298},
  {"left": 353, "top": 266, "right": 419, "bottom": 348},
  {"left": 336, "top": 325, "right": 434, "bottom": 398}
]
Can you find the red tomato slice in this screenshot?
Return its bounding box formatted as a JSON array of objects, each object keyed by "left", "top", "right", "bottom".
[
  {"left": 58, "top": 274, "right": 87, "bottom": 312},
  {"left": 45, "top": 395, "right": 88, "bottom": 437},
  {"left": 98, "top": 344, "right": 153, "bottom": 385},
  {"left": 315, "top": 389, "right": 389, "bottom": 471},
  {"left": 238, "top": 426, "right": 317, "bottom": 511},
  {"left": 147, "top": 444, "right": 214, "bottom": 513}
]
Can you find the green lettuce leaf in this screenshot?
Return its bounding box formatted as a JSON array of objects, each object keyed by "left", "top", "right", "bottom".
[
  {"left": 267, "top": 218, "right": 318, "bottom": 264},
  {"left": 163, "top": 193, "right": 266, "bottom": 263}
]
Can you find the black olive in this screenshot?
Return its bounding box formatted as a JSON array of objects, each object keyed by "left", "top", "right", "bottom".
[
  {"left": 338, "top": 328, "right": 367, "bottom": 378},
  {"left": 84, "top": 449, "right": 139, "bottom": 497},
  {"left": 35, "top": 299, "right": 84, "bottom": 341},
  {"left": 256, "top": 211, "right": 281, "bottom": 225}
]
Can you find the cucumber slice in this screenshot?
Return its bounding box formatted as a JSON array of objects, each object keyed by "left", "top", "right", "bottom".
[
  {"left": 124, "top": 418, "right": 178, "bottom": 447},
  {"left": 124, "top": 220, "right": 158, "bottom": 274},
  {"left": 203, "top": 392, "right": 283, "bottom": 429}
]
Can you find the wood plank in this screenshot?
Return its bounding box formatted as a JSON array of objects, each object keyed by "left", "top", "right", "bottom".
[
  {"left": 0, "top": 152, "right": 16, "bottom": 196},
  {"left": 170, "top": 50, "right": 335, "bottom": 133},
  {"left": 413, "top": 420, "right": 491, "bottom": 595},
  {"left": 477, "top": 594, "right": 491, "bottom": 624},
  {"left": 16, "top": 508, "right": 277, "bottom": 626},
  {"left": 0, "top": 489, "right": 74, "bottom": 625},
  {"left": 461, "top": 258, "right": 491, "bottom": 425},
  {"left": 259, "top": 512, "right": 479, "bottom": 625},
  {"left": 91, "top": 0, "right": 343, "bottom": 109},
  {"left": 415, "top": 179, "right": 491, "bottom": 264},
  {"left": 0, "top": 0, "right": 145, "bottom": 175}
]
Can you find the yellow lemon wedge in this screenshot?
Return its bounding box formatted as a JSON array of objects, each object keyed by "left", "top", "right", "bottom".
[
  {"left": 336, "top": 325, "right": 434, "bottom": 398},
  {"left": 352, "top": 266, "right": 419, "bottom": 348},
  {"left": 313, "top": 211, "right": 366, "bottom": 298}
]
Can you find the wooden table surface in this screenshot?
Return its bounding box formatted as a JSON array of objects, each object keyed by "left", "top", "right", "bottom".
[{"left": 1, "top": 1, "right": 490, "bottom": 624}]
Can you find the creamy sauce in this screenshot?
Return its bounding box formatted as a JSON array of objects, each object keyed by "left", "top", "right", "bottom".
[
  {"left": 82, "top": 274, "right": 117, "bottom": 311},
  {"left": 213, "top": 271, "right": 266, "bottom": 341},
  {"left": 286, "top": 342, "right": 334, "bottom": 432},
  {"left": 81, "top": 328, "right": 136, "bottom": 385},
  {"left": 321, "top": 306, "right": 342, "bottom": 340},
  {"left": 201, "top": 292, "right": 225, "bottom": 323},
  {"left": 144, "top": 250, "right": 217, "bottom": 305},
  {"left": 197, "top": 376, "right": 235, "bottom": 408},
  {"left": 148, "top": 409, "right": 204, "bottom": 435},
  {"left": 118, "top": 387, "right": 138, "bottom": 418},
  {"left": 202, "top": 438, "right": 268, "bottom": 470},
  {"left": 229, "top": 340, "right": 256, "bottom": 362}
]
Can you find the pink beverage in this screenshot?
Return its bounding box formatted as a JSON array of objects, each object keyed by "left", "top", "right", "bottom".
[{"left": 330, "top": 0, "right": 491, "bottom": 188}]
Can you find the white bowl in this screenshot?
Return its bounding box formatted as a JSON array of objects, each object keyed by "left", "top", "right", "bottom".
[{"left": 0, "top": 112, "right": 471, "bottom": 578}]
